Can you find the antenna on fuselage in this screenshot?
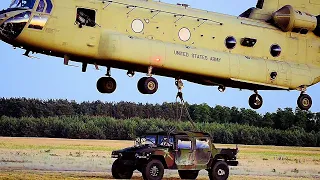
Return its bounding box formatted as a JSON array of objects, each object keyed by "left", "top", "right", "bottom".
[
  {"left": 176, "top": 3, "right": 189, "bottom": 8},
  {"left": 23, "top": 50, "right": 30, "bottom": 57},
  {"left": 23, "top": 50, "right": 39, "bottom": 59}
]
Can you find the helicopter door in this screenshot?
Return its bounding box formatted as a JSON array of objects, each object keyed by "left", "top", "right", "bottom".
[
  {"left": 175, "top": 137, "right": 194, "bottom": 168},
  {"left": 230, "top": 55, "right": 240, "bottom": 79},
  {"left": 73, "top": 7, "right": 100, "bottom": 55},
  {"left": 277, "top": 62, "right": 291, "bottom": 87}
]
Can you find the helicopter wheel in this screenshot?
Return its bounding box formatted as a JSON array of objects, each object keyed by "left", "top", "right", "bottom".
[
  {"left": 97, "top": 77, "right": 117, "bottom": 94},
  {"left": 249, "top": 93, "right": 263, "bottom": 109},
  {"left": 297, "top": 94, "right": 312, "bottom": 111},
  {"left": 138, "top": 77, "right": 158, "bottom": 94}
]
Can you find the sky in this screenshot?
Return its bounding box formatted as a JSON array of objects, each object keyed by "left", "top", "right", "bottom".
[{"left": 0, "top": 0, "right": 319, "bottom": 114}]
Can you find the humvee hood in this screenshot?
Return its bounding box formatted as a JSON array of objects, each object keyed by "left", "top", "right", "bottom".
[
  {"left": 111, "top": 145, "right": 166, "bottom": 159},
  {"left": 112, "top": 145, "right": 160, "bottom": 156},
  {"left": 216, "top": 148, "right": 238, "bottom": 161},
  {"left": 114, "top": 145, "right": 153, "bottom": 153}
]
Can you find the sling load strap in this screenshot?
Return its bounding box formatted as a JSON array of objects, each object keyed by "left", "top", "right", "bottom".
[{"left": 175, "top": 91, "right": 197, "bottom": 131}]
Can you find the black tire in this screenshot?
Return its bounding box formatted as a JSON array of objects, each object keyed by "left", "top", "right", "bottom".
[
  {"left": 138, "top": 77, "right": 148, "bottom": 94},
  {"left": 297, "top": 94, "right": 312, "bottom": 111},
  {"left": 209, "top": 161, "right": 229, "bottom": 180},
  {"left": 248, "top": 94, "right": 263, "bottom": 109},
  {"left": 96, "top": 77, "right": 117, "bottom": 94},
  {"left": 112, "top": 159, "right": 133, "bottom": 179},
  {"left": 178, "top": 170, "right": 199, "bottom": 180},
  {"left": 142, "top": 159, "right": 164, "bottom": 180},
  {"left": 138, "top": 77, "right": 158, "bottom": 94}
]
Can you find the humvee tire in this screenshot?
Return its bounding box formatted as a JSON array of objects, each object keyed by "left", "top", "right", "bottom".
[
  {"left": 142, "top": 159, "right": 164, "bottom": 180},
  {"left": 208, "top": 161, "right": 229, "bottom": 180},
  {"left": 112, "top": 159, "right": 133, "bottom": 179},
  {"left": 178, "top": 170, "right": 199, "bottom": 179}
]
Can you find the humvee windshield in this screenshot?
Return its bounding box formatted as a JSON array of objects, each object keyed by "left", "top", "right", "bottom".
[
  {"left": 10, "top": 0, "right": 36, "bottom": 9},
  {"left": 136, "top": 135, "right": 174, "bottom": 147},
  {"left": 144, "top": 135, "right": 157, "bottom": 145},
  {"left": 158, "top": 135, "right": 174, "bottom": 146}
]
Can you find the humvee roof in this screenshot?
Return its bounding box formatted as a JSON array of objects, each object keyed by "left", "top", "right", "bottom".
[{"left": 145, "top": 131, "right": 211, "bottom": 137}]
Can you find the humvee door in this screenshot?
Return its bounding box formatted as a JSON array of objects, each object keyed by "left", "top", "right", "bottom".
[
  {"left": 195, "top": 138, "right": 211, "bottom": 169},
  {"left": 175, "top": 137, "right": 194, "bottom": 168}
]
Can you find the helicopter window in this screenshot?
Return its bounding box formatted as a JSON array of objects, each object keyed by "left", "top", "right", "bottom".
[
  {"left": 225, "top": 36, "right": 237, "bottom": 49},
  {"left": 36, "top": 0, "right": 45, "bottom": 12},
  {"left": 28, "top": 15, "right": 48, "bottom": 30},
  {"left": 179, "top": 27, "right": 191, "bottom": 42},
  {"left": 45, "top": 0, "right": 53, "bottom": 13},
  {"left": 10, "top": 0, "right": 36, "bottom": 9},
  {"left": 76, "top": 8, "right": 96, "bottom": 28},
  {"left": 270, "top": 44, "right": 281, "bottom": 57},
  {"left": 0, "top": 11, "right": 31, "bottom": 40}
]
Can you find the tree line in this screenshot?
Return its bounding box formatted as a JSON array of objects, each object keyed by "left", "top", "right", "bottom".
[
  {"left": 0, "top": 116, "right": 319, "bottom": 147},
  {"left": 0, "top": 98, "right": 319, "bottom": 133}
]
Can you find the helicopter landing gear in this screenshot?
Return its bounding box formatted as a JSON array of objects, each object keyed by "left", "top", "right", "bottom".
[
  {"left": 97, "top": 77, "right": 117, "bottom": 94},
  {"left": 297, "top": 93, "right": 312, "bottom": 111},
  {"left": 249, "top": 90, "right": 263, "bottom": 109},
  {"left": 137, "top": 66, "right": 158, "bottom": 94},
  {"left": 218, "top": 85, "right": 226, "bottom": 93},
  {"left": 97, "top": 67, "right": 117, "bottom": 94},
  {"left": 138, "top": 77, "right": 158, "bottom": 94}
]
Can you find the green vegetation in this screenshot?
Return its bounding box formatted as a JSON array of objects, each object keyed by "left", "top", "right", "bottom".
[
  {"left": 0, "top": 116, "right": 319, "bottom": 147},
  {"left": 0, "top": 98, "right": 319, "bottom": 147},
  {"left": 0, "top": 98, "right": 319, "bottom": 133}
]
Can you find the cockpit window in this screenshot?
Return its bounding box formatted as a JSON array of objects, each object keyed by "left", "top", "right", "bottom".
[
  {"left": 0, "top": 11, "right": 31, "bottom": 40},
  {"left": 28, "top": 15, "right": 48, "bottom": 30},
  {"left": 45, "top": 0, "right": 53, "bottom": 13},
  {"left": 10, "top": 0, "right": 36, "bottom": 9},
  {"left": 36, "top": 0, "right": 45, "bottom": 12}
]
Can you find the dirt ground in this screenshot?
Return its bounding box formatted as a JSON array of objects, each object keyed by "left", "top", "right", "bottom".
[{"left": 0, "top": 137, "right": 319, "bottom": 180}]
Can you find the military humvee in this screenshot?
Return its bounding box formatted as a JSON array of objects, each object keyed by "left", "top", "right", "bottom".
[{"left": 111, "top": 131, "right": 238, "bottom": 180}]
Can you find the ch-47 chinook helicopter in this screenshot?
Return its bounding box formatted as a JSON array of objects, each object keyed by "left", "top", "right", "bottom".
[{"left": 1, "top": 0, "right": 320, "bottom": 110}]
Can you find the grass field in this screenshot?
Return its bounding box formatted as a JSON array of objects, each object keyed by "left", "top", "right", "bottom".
[{"left": 0, "top": 137, "right": 319, "bottom": 180}]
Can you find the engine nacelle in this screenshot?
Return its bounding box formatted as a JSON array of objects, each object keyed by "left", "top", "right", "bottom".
[{"left": 272, "top": 5, "right": 317, "bottom": 33}]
